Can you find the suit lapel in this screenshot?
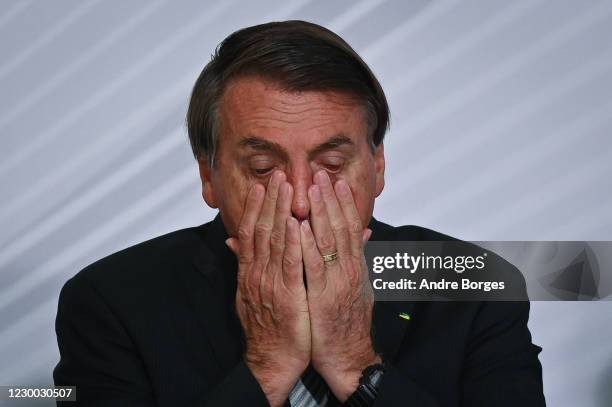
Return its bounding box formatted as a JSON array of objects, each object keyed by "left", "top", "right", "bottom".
[
  {"left": 372, "top": 301, "right": 415, "bottom": 361},
  {"left": 369, "top": 217, "right": 416, "bottom": 361},
  {"left": 189, "top": 214, "right": 244, "bottom": 373}
]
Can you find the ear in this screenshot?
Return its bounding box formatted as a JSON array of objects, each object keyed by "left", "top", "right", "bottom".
[
  {"left": 374, "top": 143, "right": 385, "bottom": 197},
  {"left": 197, "top": 157, "right": 219, "bottom": 208}
]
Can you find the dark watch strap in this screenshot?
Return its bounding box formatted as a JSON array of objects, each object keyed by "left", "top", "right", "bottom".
[{"left": 345, "top": 363, "right": 385, "bottom": 407}]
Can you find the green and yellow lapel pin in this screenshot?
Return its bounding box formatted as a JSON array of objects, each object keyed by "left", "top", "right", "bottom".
[{"left": 398, "top": 312, "right": 411, "bottom": 321}]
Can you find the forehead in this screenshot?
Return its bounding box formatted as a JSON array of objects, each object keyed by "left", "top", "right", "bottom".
[{"left": 218, "top": 76, "right": 369, "bottom": 146}]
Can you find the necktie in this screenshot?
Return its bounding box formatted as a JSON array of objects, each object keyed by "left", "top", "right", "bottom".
[{"left": 288, "top": 365, "right": 338, "bottom": 407}]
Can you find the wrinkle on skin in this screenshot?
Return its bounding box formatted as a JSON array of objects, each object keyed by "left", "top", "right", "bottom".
[{"left": 198, "top": 76, "right": 385, "bottom": 236}]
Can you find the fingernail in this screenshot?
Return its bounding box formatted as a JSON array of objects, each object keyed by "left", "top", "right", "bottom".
[
  {"left": 314, "top": 170, "right": 328, "bottom": 185},
  {"left": 309, "top": 185, "right": 321, "bottom": 202},
  {"left": 287, "top": 216, "right": 297, "bottom": 227},
  {"left": 225, "top": 238, "right": 232, "bottom": 248},
  {"left": 301, "top": 219, "right": 311, "bottom": 232}
]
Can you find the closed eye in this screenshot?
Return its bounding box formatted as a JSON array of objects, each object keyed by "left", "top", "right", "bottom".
[
  {"left": 252, "top": 167, "right": 274, "bottom": 176},
  {"left": 322, "top": 163, "right": 342, "bottom": 173},
  {"left": 318, "top": 156, "right": 346, "bottom": 173},
  {"left": 247, "top": 155, "right": 277, "bottom": 177}
]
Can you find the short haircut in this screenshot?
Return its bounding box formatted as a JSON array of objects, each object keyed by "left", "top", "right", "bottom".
[{"left": 186, "top": 20, "right": 390, "bottom": 166}]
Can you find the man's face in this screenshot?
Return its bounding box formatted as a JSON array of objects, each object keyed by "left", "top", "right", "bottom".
[{"left": 198, "top": 76, "right": 385, "bottom": 236}]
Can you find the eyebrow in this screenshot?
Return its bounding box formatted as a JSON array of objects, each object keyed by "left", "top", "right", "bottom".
[
  {"left": 238, "top": 137, "right": 288, "bottom": 159},
  {"left": 308, "top": 135, "right": 355, "bottom": 158},
  {"left": 238, "top": 134, "right": 355, "bottom": 159}
]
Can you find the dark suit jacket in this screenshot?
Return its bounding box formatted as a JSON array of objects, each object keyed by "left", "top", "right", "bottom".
[{"left": 53, "top": 215, "right": 546, "bottom": 406}]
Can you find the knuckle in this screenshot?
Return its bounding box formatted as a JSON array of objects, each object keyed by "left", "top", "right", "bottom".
[
  {"left": 283, "top": 254, "right": 299, "bottom": 267},
  {"left": 348, "top": 220, "right": 362, "bottom": 234},
  {"left": 252, "top": 257, "right": 268, "bottom": 271},
  {"left": 285, "top": 231, "right": 299, "bottom": 246},
  {"left": 255, "top": 223, "right": 272, "bottom": 238},
  {"left": 239, "top": 253, "right": 254, "bottom": 264},
  {"left": 269, "top": 230, "right": 284, "bottom": 249},
  {"left": 239, "top": 253, "right": 254, "bottom": 265},
  {"left": 319, "top": 234, "right": 336, "bottom": 252},
  {"left": 265, "top": 191, "right": 277, "bottom": 203},
  {"left": 237, "top": 227, "right": 251, "bottom": 241},
  {"left": 331, "top": 222, "right": 347, "bottom": 235}
]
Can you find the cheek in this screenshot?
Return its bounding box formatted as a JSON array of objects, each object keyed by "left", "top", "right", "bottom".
[
  {"left": 214, "top": 172, "right": 258, "bottom": 236},
  {"left": 350, "top": 186, "right": 372, "bottom": 223},
  {"left": 339, "top": 166, "right": 377, "bottom": 225}
]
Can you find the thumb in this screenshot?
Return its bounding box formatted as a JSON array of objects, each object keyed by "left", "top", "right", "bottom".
[{"left": 225, "top": 237, "right": 240, "bottom": 257}]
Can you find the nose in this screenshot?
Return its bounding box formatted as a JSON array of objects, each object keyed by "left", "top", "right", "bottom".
[{"left": 287, "top": 165, "right": 312, "bottom": 221}]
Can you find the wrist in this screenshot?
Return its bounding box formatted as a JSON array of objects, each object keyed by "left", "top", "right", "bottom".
[
  {"left": 245, "top": 354, "right": 306, "bottom": 407},
  {"left": 245, "top": 346, "right": 308, "bottom": 375},
  {"left": 318, "top": 353, "right": 382, "bottom": 402}
]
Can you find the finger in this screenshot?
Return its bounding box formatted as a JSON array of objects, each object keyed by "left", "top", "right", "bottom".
[
  {"left": 225, "top": 237, "right": 239, "bottom": 257},
  {"left": 270, "top": 182, "right": 292, "bottom": 261},
  {"left": 361, "top": 229, "right": 373, "bottom": 281},
  {"left": 236, "top": 184, "right": 265, "bottom": 264},
  {"left": 234, "top": 186, "right": 265, "bottom": 307},
  {"left": 307, "top": 184, "right": 337, "bottom": 261},
  {"left": 314, "top": 170, "right": 350, "bottom": 257},
  {"left": 362, "top": 228, "right": 372, "bottom": 245},
  {"left": 262, "top": 182, "right": 292, "bottom": 302},
  {"left": 226, "top": 237, "right": 248, "bottom": 287},
  {"left": 334, "top": 179, "right": 365, "bottom": 257},
  {"left": 300, "top": 219, "right": 326, "bottom": 295},
  {"left": 281, "top": 217, "right": 304, "bottom": 292},
  {"left": 254, "top": 170, "right": 285, "bottom": 259}
]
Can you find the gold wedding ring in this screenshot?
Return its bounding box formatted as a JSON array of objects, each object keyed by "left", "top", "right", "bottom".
[{"left": 322, "top": 252, "right": 338, "bottom": 263}]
